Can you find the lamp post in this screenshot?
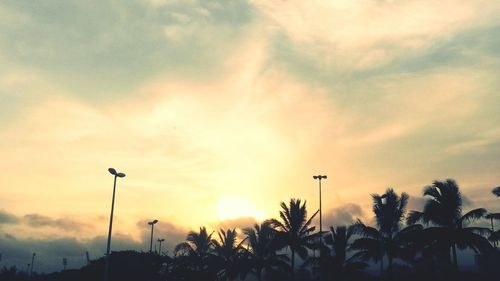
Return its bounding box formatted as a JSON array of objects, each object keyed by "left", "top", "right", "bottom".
[
  {"left": 30, "top": 252, "right": 36, "bottom": 276},
  {"left": 104, "top": 168, "right": 126, "bottom": 281},
  {"left": 313, "top": 175, "right": 327, "bottom": 281},
  {"left": 148, "top": 220, "right": 158, "bottom": 253},
  {"left": 157, "top": 238, "right": 165, "bottom": 255},
  {"left": 313, "top": 175, "right": 327, "bottom": 243}
]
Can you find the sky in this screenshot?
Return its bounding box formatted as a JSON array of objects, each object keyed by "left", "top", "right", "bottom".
[{"left": 1, "top": 0, "right": 500, "bottom": 273}]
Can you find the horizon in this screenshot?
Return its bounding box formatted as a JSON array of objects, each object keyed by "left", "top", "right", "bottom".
[{"left": 1, "top": 0, "right": 500, "bottom": 274}]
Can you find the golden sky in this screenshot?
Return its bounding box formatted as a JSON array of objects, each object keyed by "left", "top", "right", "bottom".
[{"left": 1, "top": 0, "right": 500, "bottom": 272}]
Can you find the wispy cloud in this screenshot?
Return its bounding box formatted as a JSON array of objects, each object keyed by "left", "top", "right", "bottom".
[
  {"left": 0, "top": 0, "right": 499, "bottom": 273},
  {"left": 0, "top": 210, "right": 19, "bottom": 225},
  {"left": 253, "top": 0, "right": 500, "bottom": 68},
  {"left": 23, "top": 214, "right": 91, "bottom": 233}
]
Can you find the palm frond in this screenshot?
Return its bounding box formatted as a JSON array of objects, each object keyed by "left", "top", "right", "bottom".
[
  {"left": 406, "top": 211, "right": 424, "bottom": 225},
  {"left": 492, "top": 186, "right": 500, "bottom": 197},
  {"left": 485, "top": 212, "right": 500, "bottom": 220},
  {"left": 458, "top": 208, "right": 487, "bottom": 227}
]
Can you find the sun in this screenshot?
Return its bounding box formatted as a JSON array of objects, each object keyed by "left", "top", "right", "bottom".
[{"left": 216, "top": 197, "right": 265, "bottom": 221}]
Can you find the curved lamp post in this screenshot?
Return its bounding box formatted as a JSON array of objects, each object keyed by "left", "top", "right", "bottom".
[
  {"left": 148, "top": 220, "right": 158, "bottom": 253},
  {"left": 104, "top": 168, "right": 125, "bottom": 281}
]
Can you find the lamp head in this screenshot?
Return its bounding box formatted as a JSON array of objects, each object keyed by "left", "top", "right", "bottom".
[
  {"left": 117, "top": 172, "right": 126, "bottom": 178},
  {"left": 108, "top": 168, "right": 117, "bottom": 175}
]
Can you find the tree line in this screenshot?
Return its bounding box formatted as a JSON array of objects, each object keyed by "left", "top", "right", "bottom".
[{"left": 1, "top": 179, "right": 499, "bottom": 281}]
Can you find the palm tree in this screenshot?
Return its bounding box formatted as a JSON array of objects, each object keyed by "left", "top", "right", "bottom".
[
  {"left": 269, "top": 198, "right": 318, "bottom": 279},
  {"left": 407, "top": 179, "right": 493, "bottom": 269},
  {"left": 485, "top": 213, "right": 500, "bottom": 247},
  {"left": 175, "top": 226, "right": 214, "bottom": 258},
  {"left": 174, "top": 227, "right": 217, "bottom": 280},
  {"left": 351, "top": 188, "right": 421, "bottom": 276},
  {"left": 212, "top": 228, "right": 246, "bottom": 281},
  {"left": 488, "top": 186, "right": 500, "bottom": 245},
  {"left": 321, "top": 225, "right": 367, "bottom": 280},
  {"left": 492, "top": 186, "right": 500, "bottom": 197},
  {"left": 243, "top": 221, "right": 289, "bottom": 281}
]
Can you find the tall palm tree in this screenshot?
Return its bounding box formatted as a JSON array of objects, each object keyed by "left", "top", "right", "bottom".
[
  {"left": 321, "top": 225, "right": 367, "bottom": 280},
  {"left": 243, "top": 221, "right": 289, "bottom": 281},
  {"left": 175, "top": 227, "right": 214, "bottom": 258},
  {"left": 351, "top": 188, "right": 421, "bottom": 276},
  {"left": 407, "top": 179, "right": 493, "bottom": 269},
  {"left": 174, "top": 227, "right": 217, "bottom": 280},
  {"left": 212, "top": 228, "right": 246, "bottom": 281},
  {"left": 269, "top": 198, "right": 318, "bottom": 279}
]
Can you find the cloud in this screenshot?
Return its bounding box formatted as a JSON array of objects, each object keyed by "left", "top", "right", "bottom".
[
  {"left": 323, "top": 203, "right": 365, "bottom": 228},
  {"left": 253, "top": 0, "right": 500, "bottom": 68},
  {"left": 136, "top": 219, "right": 188, "bottom": 255},
  {"left": 0, "top": 232, "right": 143, "bottom": 274},
  {"left": 0, "top": 216, "right": 190, "bottom": 273},
  {"left": 0, "top": 209, "right": 19, "bottom": 224},
  {"left": 23, "top": 214, "right": 91, "bottom": 233},
  {"left": 0, "top": 0, "right": 255, "bottom": 99},
  {"left": 214, "top": 216, "right": 259, "bottom": 231},
  {"left": 0, "top": 2, "right": 499, "bottom": 274}
]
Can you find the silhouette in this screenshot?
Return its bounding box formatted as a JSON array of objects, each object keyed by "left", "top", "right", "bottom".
[
  {"left": 268, "top": 198, "right": 318, "bottom": 280},
  {"left": 2, "top": 179, "right": 499, "bottom": 281},
  {"left": 351, "top": 188, "right": 421, "bottom": 277},
  {"left": 319, "top": 225, "right": 368, "bottom": 280},
  {"left": 243, "top": 221, "right": 289, "bottom": 281},
  {"left": 407, "top": 179, "right": 493, "bottom": 270},
  {"left": 492, "top": 186, "right": 500, "bottom": 197},
  {"left": 212, "top": 229, "right": 246, "bottom": 280},
  {"left": 174, "top": 227, "right": 218, "bottom": 281},
  {"left": 488, "top": 187, "right": 500, "bottom": 244}
]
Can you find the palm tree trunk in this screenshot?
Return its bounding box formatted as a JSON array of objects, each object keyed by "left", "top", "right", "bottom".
[
  {"left": 491, "top": 217, "right": 497, "bottom": 247},
  {"left": 451, "top": 244, "right": 458, "bottom": 270},
  {"left": 380, "top": 256, "right": 384, "bottom": 277},
  {"left": 291, "top": 247, "right": 295, "bottom": 280},
  {"left": 388, "top": 255, "right": 393, "bottom": 280}
]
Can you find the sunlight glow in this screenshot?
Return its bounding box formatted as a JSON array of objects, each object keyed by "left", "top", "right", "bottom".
[{"left": 216, "top": 197, "right": 265, "bottom": 221}]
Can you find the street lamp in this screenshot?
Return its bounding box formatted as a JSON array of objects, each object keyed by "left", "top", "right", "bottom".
[
  {"left": 313, "top": 175, "right": 327, "bottom": 280},
  {"left": 313, "top": 175, "right": 327, "bottom": 240},
  {"left": 148, "top": 220, "right": 158, "bottom": 253},
  {"left": 104, "top": 168, "right": 126, "bottom": 281},
  {"left": 157, "top": 238, "right": 165, "bottom": 255},
  {"left": 30, "top": 252, "right": 36, "bottom": 276}
]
